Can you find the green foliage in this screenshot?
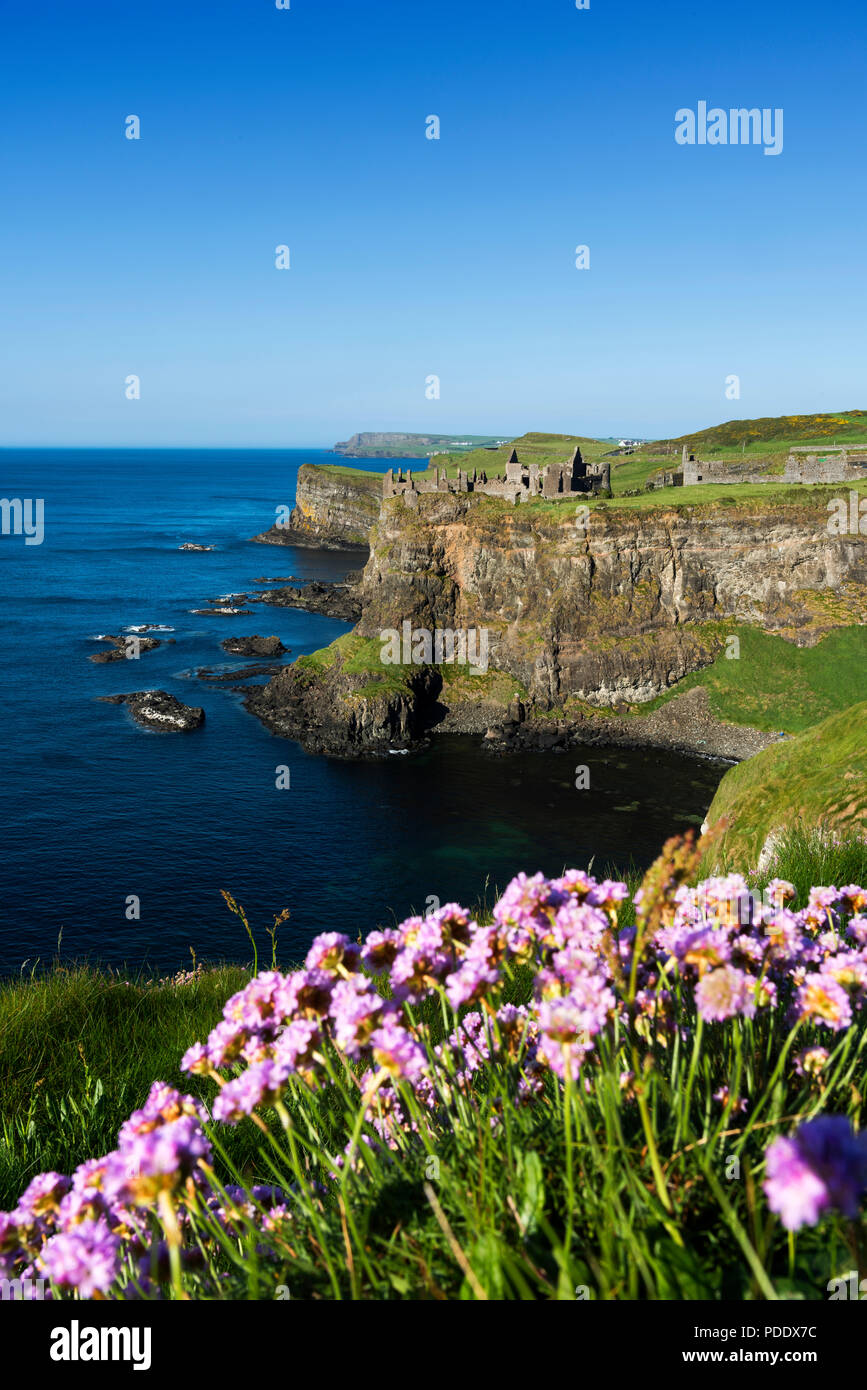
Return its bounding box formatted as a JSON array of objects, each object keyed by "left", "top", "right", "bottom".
[
  {"left": 751, "top": 825, "right": 867, "bottom": 905},
  {"left": 0, "top": 964, "right": 254, "bottom": 1208},
  {"left": 664, "top": 410, "right": 867, "bottom": 456}
]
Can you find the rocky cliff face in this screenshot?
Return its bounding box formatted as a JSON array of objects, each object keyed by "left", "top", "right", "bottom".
[
  {"left": 358, "top": 492, "right": 867, "bottom": 706},
  {"left": 244, "top": 656, "right": 440, "bottom": 757},
  {"left": 245, "top": 486, "right": 867, "bottom": 756},
  {"left": 251, "top": 464, "right": 382, "bottom": 550}
]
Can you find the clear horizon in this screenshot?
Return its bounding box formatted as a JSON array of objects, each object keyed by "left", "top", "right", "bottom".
[
  {"left": 2, "top": 411, "right": 867, "bottom": 454},
  {"left": 2, "top": 0, "right": 865, "bottom": 447}
]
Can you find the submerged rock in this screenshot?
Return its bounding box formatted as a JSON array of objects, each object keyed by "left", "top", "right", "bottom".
[
  {"left": 89, "top": 635, "right": 162, "bottom": 663},
  {"left": 189, "top": 607, "right": 253, "bottom": 616},
  {"left": 220, "top": 635, "right": 287, "bottom": 657},
  {"left": 197, "top": 663, "right": 286, "bottom": 683}
]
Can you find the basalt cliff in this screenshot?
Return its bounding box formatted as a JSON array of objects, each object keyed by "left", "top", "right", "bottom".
[
  {"left": 251, "top": 463, "right": 382, "bottom": 550},
  {"left": 245, "top": 482, "right": 867, "bottom": 759}
]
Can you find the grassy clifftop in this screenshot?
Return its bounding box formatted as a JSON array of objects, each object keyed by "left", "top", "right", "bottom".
[
  {"left": 426, "top": 431, "right": 610, "bottom": 479},
  {"left": 705, "top": 701, "right": 867, "bottom": 870}
]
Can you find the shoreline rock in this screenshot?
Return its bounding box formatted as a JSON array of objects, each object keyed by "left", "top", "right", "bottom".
[
  {"left": 256, "top": 580, "right": 361, "bottom": 622},
  {"left": 243, "top": 650, "right": 780, "bottom": 766},
  {"left": 473, "top": 687, "right": 783, "bottom": 763},
  {"left": 189, "top": 607, "right": 254, "bottom": 616},
  {"left": 243, "top": 660, "right": 440, "bottom": 759},
  {"left": 251, "top": 525, "right": 369, "bottom": 554},
  {"left": 196, "top": 663, "right": 286, "bottom": 684}
]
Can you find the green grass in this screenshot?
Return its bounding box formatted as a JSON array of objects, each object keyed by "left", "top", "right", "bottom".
[
  {"left": 305, "top": 431, "right": 867, "bottom": 510},
  {"left": 0, "top": 963, "right": 256, "bottom": 1208},
  {"left": 423, "top": 431, "right": 611, "bottom": 481},
  {"left": 600, "top": 478, "right": 867, "bottom": 510},
  {"left": 451, "top": 477, "right": 867, "bottom": 518},
  {"left": 295, "top": 630, "right": 417, "bottom": 699},
  {"left": 704, "top": 701, "right": 867, "bottom": 870},
  {"left": 748, "top": 824, "right": 867, "bottom": 906},
  {"left": 630, "top": 625, "right": 867, "bottom": 734},
  {"left": 302, "top": 463, "right": 387, "bottom": 484}
]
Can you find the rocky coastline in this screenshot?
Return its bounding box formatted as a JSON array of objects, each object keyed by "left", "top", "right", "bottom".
[
  {"left": 243, "top": 652, "right": 778, "bottom": 764},
  {"left": 88, "top": 472, "right": 864, "bottom": 779},
  {"left": 473, "top": 686, "right": 783, "bottom": 763}
]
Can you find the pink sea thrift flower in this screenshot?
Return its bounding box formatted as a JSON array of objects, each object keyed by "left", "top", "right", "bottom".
[
  {"left": 796, "top": 974, "right": 852, "bottom": 1031},
  {"left": 764, "top": 1117, "right": 867, "bottom": 1230},
  {"left": 695, "top": 965, "right": 756, "bottom": 1022},
  {"left": 37, "top": 1218, "right": 120, "bottom": 1296}
]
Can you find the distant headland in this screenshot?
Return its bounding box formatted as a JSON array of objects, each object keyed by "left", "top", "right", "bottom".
[{"left": 333, "top": 432, "right": 509, "bottom": 458}]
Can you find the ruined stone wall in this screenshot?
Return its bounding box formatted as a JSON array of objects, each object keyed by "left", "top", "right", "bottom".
[
  {"left": 783, "top": 455, "right": 867, "bottom": 485},
  {"left": 682, "top": 458, "right": 775, "bottom": 487}
]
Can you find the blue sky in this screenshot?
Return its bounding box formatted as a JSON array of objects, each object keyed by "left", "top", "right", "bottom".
[{"left": 1, "top": 0, "right": 864, "bottom": 446}]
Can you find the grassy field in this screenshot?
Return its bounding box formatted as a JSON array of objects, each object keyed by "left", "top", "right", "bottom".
[
  {"left": 321, "top": 435, "right": 867, "bottom": 507},
  {"left": 463, "top": 476, "right": 867, "bottom": 517},
  {"left": 424, "top": 431, "right": 611, "bottom": 479},
  {"left": 661, "top": 410, "right": 867, "bottom": 458},
  {"left": 301, "top": 461, "right": 386, "bottom": 484}
]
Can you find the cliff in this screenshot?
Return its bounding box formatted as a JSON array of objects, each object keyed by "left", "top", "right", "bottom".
[
  {"left": 251, "top": 463, "right": 382, "bottom": 550},
  {"left": 246, "top": 486, "right": 867, "bottom": 757},
  {"left": 358, "top": 491, "right": 867, "bottom": 705},
  {"left": 334, "top": 432, "right": 503, "bottom": 458}
]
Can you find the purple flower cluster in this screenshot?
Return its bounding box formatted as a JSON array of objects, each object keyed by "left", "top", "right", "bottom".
[
  {"left": 763, "top": 1116, "right": 867, "bottom": 1230},
  {"left": 3, "top": 865, "right": 866, "bottom": 1294},
  {"left": 0, "top": 1082, "right": 212, "bottom": 1296},
  {"left": 655, "top": 876, "right": 867, "bottom": 1031}
]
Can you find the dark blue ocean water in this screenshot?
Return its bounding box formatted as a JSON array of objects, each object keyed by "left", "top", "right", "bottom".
[{"left": 0, "top": 450, "right": 723, "bottom": 975}]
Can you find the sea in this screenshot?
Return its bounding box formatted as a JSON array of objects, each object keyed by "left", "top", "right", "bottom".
[{"left": 0, "top": 449, "right": 724, "bottom": 975}]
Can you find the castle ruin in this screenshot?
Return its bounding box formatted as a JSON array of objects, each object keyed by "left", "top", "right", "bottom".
[
  {"left": 383, "top": 446, "right": 611, "bottom": 506},
  {"left": 677, "top": 443, "right": 867, "bottom": 488}
]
